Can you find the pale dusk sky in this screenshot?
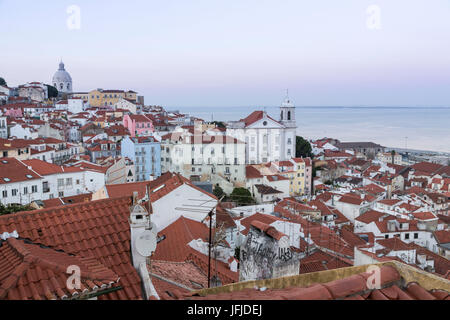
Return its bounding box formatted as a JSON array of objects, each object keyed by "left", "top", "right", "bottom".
[{"left": 1, "top": 0, "right": 449, "bottom": 107}]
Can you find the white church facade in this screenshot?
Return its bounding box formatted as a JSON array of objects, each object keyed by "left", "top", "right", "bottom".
[{"left": 226, "top": 97, "right": 297, "bottom": 164}]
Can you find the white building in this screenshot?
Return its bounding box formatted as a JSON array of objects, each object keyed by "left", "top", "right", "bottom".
[
  {"left": 9, "top": 124, "right": 38, "bottom": 140},
  {"left": 92, "top": 173, "right": 218, "bottom": 232},
  {"left": 226, "top": 97, "right": 297, "bottom": 164},
  {"left": 18, "top": 82, "right": 48, "bottom": 102},
  {"left": 377, "top": 152, "right": 402, "bottom": 165},
  {"left": 1, "top": 158, "right": 104, "bottom": 206},
  {"left": 161, "top": 127, "right": 246, "bottom": 189},
  {"left": 115, "top": 97, "right": 140, "bottom": 114},
  {"left": 52, "top": 61, "right": 73, "bottom": 94},
  {"left": 0, "top": 116, "right": 7, "bottom": 139}
]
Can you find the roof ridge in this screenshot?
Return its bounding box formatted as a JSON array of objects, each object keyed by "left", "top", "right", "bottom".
[{"left": 0, "top": 196, "right": 131, "bottom": 220}]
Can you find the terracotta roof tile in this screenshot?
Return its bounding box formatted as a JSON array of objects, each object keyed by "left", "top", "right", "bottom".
[
  {"left": 0, "top": 238, "right": 120, "bottom": 300},
  {"left": 0, "top": 197, "right": 144, "bottom": 300},
  {"left": 179, "top": 266, "right": 440, "bottom": 300}
]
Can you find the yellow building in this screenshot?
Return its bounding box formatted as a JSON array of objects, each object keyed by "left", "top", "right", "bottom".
[
  {"left": 88, "top": 89, "right": 137, "bottom": 107},
  {"left": 273, "top": 158, "right": 312, "bottom": 196},
  {"left": 70, "top": 92, "right": 89, "bottom": 101}
]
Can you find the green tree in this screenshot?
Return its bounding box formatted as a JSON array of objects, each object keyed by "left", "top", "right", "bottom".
[
  {"left": 234, "top": 247, "right": 241, "bottom": 260},
  {"left": 230, "top": 188, "right": 255, "bottom": 206},
  {"left": 0, "top": 204, "right": 34, "bottom": 216},
  {"left": 45, "top": 84, "right": 59, "bottom": 98},
  {"left": 296, "top": 136, "right": 313, "bottom": 158},
  {"left": 211, "top": 121, "right": 226, "bottom": 129},
  {"left": 213, "top": 185, "right": 225, "bottom": 199}
]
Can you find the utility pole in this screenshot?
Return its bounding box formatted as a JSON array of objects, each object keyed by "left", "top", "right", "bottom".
[
  {"left": 207, "top": 195, "right": 225, "bottom": 288},
  {"left": 207, "top": 208, "right": 213, "bottom": 289}
]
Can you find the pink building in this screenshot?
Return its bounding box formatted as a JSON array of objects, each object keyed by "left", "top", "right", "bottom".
[
  {"left": 123, "top": 114, "right": 154, "bottom": 137},
  {"left": 0, "top": 106, "right": 23, "bottom": 118}
]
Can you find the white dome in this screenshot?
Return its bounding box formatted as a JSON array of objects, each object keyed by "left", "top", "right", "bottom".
[{"left": 52, "top": 61, "right": 73, "bottom": 93}]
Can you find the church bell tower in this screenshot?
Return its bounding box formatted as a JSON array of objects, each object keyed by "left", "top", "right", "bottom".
[{"left": 280, "top": 91, "right": 296, "bottom": 129}]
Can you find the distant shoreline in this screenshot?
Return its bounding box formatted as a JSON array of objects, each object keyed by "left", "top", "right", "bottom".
[{"left": 173, "top": 105, "right": 450, "bottom": 110}]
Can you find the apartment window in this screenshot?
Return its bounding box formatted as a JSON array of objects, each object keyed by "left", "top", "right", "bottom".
[
  {"left": 32, "top": 185, "right": 38, "bottom": 193},
  {"left": 76, "top": 179, "right": 80, "bottom": 185},
  {"left": 287, "top": 138, "right": 292, "bottom": 145},
  {"left": 12, "top": 189, "right": 17, "bottom": 196},
  {"left": 2, "top": 190, "right": 7, "bottom": 198},
  {"left": 66, "top": 178, "right": 73, "bottom": 186},
  {"left": 405, "top": 233, "right": 410, "bottom": 240},
  {"left": 385, "top": 235, "right": 389, "bottom": 239},
  {"left": 23, "top": 187, "right": 28, "bottom": 195},
  {"left": 59, "top": 191, "right": 64, "bottom": 197},
  {"left": 414, "top": 233, "right": 418, "bottom": 239}
]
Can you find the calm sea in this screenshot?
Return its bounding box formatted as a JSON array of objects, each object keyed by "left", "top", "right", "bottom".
[{"left": 174, "top": 106, "right": 450, "bottom": 153}]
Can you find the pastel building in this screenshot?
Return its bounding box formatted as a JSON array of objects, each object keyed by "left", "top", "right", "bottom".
[
  {"left": 123, "top": 114, "right": 154, "bottom": 138},
  {"left": 88, "top": 89, "right": 137, "bottom": 107},
  {"left": 121, "top": 136, "right": 161, "bottom": 181}
]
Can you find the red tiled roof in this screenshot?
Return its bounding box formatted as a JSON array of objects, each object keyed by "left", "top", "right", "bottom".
[
  {"left": 40, "top": 193, "right": 92, "bottom": 209},
  {"left": 378, "top": 199, "right": 402, "bottom": 206},
  {"left": 407, "top": 242, "right": 450, "bottom": 277},
  {"left": 149, "top": 260, "right": 208, "bottom": 295},
  {"left": 239, "top": 213, "right": 283, "bottom": 236},
  {"left": 240, "top": 111, "right": 281, "bottom": 127},
  {"left": 254, "top": 184, "right": 283, "bottom": 195},
  {"left": 185, "top": 249, "right": 238, "bottom": 285},
  {"left": 338, "top": 195, "right": 365, "bottom": 205},
  {"left": 411, "top": 211, "right": 437, "bottom": 221},
  {"left": 22, "top": 159, "right": 84, "bottom": 176},
  {"left": 433, "top": 230, "right": 450, "bottom": 244},
  {"left": 411, "top": 162, "right": 445, "bottom": 175},
  {"left": 266, "top": 174, "right": 289, "bottom": 182},
  {"left": 377, "top": 237, "right": 413, "bottom": 251},
  {"left": 374, "top": 220, "right": 419, "bottom": 234},
  {"left": 178, "top": 265, "right": 450, "bottom": 300},
  {"left": 300, "top": 249, "right": 353, "bottom": 274},
  {"left": 148, "top": 172, "right": 217, "bottom": 203},
  {"left": 246, "top": 166, "right": 263, "bottom": 179},
  {"left": 0, "top": 238, "right": 120, "bottom": 300},
  {"left": 216, "top": 204, "right": 236, "bottom": 229},
  {"left": 355, "top": 210, "right": 385, "bottom": 224},
  {"left": 0, "top": 158, "right": 41, "bottom": 184},
  {"left": 0, "top": 197, "right": 144, "bottom": 300},
  {"left": 251, "top": 221, "right": 287, "bottom": 241},
  {"left": 340, "top": 225, "right": 367, "bottom": 248},
  {"left": 105, "top": 181, "right": 149, "bottom": 200},
  {"left": 153, "top": 216, "right": 211, "bottom": 262}
]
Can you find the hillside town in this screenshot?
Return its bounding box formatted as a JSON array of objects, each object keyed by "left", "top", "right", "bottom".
[{"left": 0, "top": 64, "right": 449, "bottom": 301}]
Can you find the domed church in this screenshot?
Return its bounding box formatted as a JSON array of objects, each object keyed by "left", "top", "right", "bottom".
[{"left": 52, "top": 60, "right": 73, "bottom": 93}]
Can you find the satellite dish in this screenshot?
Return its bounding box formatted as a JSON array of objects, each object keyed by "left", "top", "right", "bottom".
[{"left": 135, "top": 227, "right": 157, "bottom": 257}]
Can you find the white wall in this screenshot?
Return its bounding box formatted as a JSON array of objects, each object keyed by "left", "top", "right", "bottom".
[{"left": 151, "top": 183, "right": 217, "bottom": 232}]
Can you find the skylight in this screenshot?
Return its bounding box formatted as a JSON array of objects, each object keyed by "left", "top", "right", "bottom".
[{"left": 3, "top": 178, "right": 11, "bottom": 182}]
